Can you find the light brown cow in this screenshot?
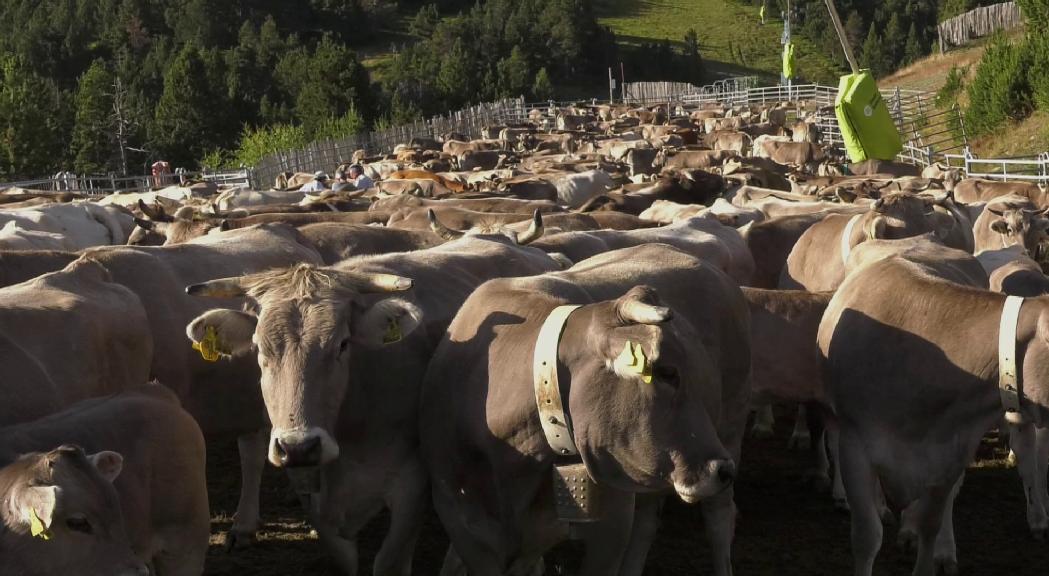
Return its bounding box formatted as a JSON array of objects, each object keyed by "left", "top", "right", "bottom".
[
  {"left": 422, "top": 243, "right": 750, "bottom": 576},
  {"left": 954, "top": 178, "right": 1049, "bottom": 207},
  {"left": 779, "top": 193, "right": 956, "bottom": 291},
  {"left": 817, "top": 249, "right": 1040, "bottom": 575},
  {"left": 0, "top": 258, "right": 152, "bottom": 426},
  {"left": 0, "top": 384, "right": 209, "bottom": 575},
  {"left": 184, "top": 232, "right": 563, "bottom": 575}
]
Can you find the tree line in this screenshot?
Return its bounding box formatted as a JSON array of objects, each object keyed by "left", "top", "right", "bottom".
[{"left": 743, "top": 0, "right": 1001, "bottom": 78}]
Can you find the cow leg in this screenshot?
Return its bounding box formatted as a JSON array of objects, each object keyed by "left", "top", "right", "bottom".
[
  {"left": 616, "top": 493, "right": 664, "bottom": 576},
  {"left": 576, "top": 490, "right": 634, "bottom": 576},
  {"left": 788, "top": 404, "right": 811, "bottom": 450},
  {"left": 701, "top": 487, "right": 737, "bottom": 576},
  {"left": 828, "top": 427, "right": 848, "bottom": 512},
  {"left": 933, "top": 475, "right": 963, "bottom": 576},
  {"left": 908, "top": 477, "right": 958, "bottom": 576},
  {"left": 1009, "top": 420, "right": 1049, "bottom": 538},
  {"left": 373, "top": 458, "right": 427, "bottom": 576},
  {"left": 1038, "top": 426, "right": 1049, "bottom": 526},
  {"left": 226, "top": 427, "right": 269, "bottom": 550},
  {"left": 750, "top": 404, "right": 775, "bottom": 439},
  {"left": 308, "top": 493, "right": 360, "bottom": 576},
  {"left": 839, "top": 431, "right": 881, "bottom": 576},
  {"left": 805, "top": 404, "right": 830, "bottom": 491}
]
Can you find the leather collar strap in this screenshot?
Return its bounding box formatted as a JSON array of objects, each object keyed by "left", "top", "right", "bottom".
[
  {"left": 533, "top": 305, "right": 582, "bottom": 456},
  {"left": 999, "top": 295, "right": 1025, "bottom": 413},
  {"left": 840, "top": 214, "right": 863, "bottom": 266}
]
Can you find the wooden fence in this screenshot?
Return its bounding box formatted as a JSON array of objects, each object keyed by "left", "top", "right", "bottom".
[
  {"left": 251, "top": 97, "right": 527, "bottom": 189},
  {"left": 938, "top": 1, "right": 1024, "bottom": 52}
]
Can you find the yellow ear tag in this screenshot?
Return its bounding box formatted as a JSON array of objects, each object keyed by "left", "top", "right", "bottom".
[
  {"left": 191, "top": 325, "right": 222, "bottom": 362},
  {"left": 27, "top": 508, "right": 51, "bottom": 541},
  {"left": 382, "top": 317, "right": 403, "bottom": 344},
  {"left": 615, "top": 341, "right": 652, "bottom": 384}
]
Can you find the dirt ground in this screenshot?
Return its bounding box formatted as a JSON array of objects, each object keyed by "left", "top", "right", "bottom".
[{"left": 202, "top": 406, "right": 1049, "bottom": 575}]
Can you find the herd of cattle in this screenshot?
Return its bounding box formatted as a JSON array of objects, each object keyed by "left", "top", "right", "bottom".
[{"left": 1, "top": 96, "right": 1048, "bottom": 576}]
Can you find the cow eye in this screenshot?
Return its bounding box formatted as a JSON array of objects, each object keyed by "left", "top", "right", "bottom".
[
  {"left": 338, "top": 338, "right": 350, "bottom": 355},
  {"left": 655, "top": 365, "right": 680, "bottom": 389},
  {"left": 66, "top": 516, "right": 92, "bottom": 534}
]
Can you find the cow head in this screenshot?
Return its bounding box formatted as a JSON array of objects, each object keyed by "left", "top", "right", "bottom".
[
  {"left": 427, "top": 208, "right": 545, "bottom": 246},
  {"left": 861, "top": 192, "right": 942, "bottom": 240},
  {"left": 129, "top": 201, "right": 225, "bottom": 246},
  {"left": 0, "top": 445, "right": 145, "bottom": 576},
  {"left": 987, "top": 205, "right": 1049, "bottom": 255},
  {"left": 559, "top": 286, "right": 734, "bottom": 503},
  {"left": 185, "top": 265, "right": 420, "bottom": 467}
]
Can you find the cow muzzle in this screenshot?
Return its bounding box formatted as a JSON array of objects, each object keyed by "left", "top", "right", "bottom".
[
  {"left": 673, "top": 458, "right": 736, "bottom": 504},
  {"left": 269, "top": 427, "right": 339, "bottom": 468}
]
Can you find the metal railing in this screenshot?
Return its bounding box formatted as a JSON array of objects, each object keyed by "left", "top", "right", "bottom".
[
  {"left": 0, "top": 169, "right": 252, "bottom": 196},
  {"left": 944, "top": 149, "right": 1049, "bottom": 182}
]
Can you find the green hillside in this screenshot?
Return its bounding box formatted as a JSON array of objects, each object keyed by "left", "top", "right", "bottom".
[{"left": 595, "top": 0, "right": 843, "bottom": 83}]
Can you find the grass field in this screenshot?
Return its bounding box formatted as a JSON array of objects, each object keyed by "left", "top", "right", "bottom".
[{"left": 594, "top": 0, "right": 843, "bottom": 83}]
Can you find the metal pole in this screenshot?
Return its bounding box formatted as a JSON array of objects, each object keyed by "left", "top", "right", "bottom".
[{"left": 824, "top": 0, "right": 859, "bottom": 74}]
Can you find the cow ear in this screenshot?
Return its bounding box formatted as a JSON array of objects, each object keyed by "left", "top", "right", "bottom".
[
  {"left": 991, "top": 219, "right": 1010, "bottom": 234},
  {"left": 350, "top": 298, "right": 422, "bottom": 349},
  {"left": 87, "top": 451, "right": 123, "bottom": 483},
  {"left": 186, "top": 309, "right": 257, "bottom": 359},
  {"left": 9, "top": 485, "right": 58, "bottom": 535}
]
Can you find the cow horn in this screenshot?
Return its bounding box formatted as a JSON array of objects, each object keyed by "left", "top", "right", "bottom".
[
  {"left": 427, "top": 209, "right": 465, "bottom": 241},
  {"left": 987, "top": 207, "right": 1007, "bottom": 217},
  {"left": 872, "top": 197, "right": 886, "bottom": 212},
  {"left": 186, "top": 277, "right": 248, "bottom": 298},
  {"left": 615, "top": 286, "right": 673, "bottom": 326},
  {"left": 138, "top": 199, "right": 170, "bottom": 222},
  {"left": 133, "top": 217, "right": 154, "bottom": 230},
  {"left": 515, "top": 209, "right": 545, "bottom": 245},
  {"left": 874, "top": 180, "right": 896, "bottom": 191},
  {"left": 337, "top": 271, "right": 413, "bottom": 293}
]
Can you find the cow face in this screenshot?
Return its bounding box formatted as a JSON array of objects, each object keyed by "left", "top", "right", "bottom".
[
  {"left": 0, "top": 446, "right": 145, "bottom": 576},
  {"left": 560, "top": 287, "right": 734, "bottom": 503},
  {"left": 988, "top": 206, "right": 1049, "bottom": 254},
  {"left": 185, "top": 265, "right": 420, "bottom": 468}
]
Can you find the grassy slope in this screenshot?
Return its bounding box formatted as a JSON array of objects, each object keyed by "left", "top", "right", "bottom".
[
  {"left": 594, "top": 0, "right": 842, "bottom": 84},
  {"left": 879, "top": 34, "right": 1049, "bottom": 159}
]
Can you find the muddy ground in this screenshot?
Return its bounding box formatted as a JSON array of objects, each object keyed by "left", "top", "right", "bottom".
[{"left": 202, "top": 406, "right": 1049, "bottom": 575}]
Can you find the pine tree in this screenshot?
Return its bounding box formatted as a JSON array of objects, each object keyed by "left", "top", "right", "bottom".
[
  {"left": 904, "top": 23, "right": 924, "bottom": 66},
  {"left": 437, "top": 40, "right": 473, "bottom": 108},
  {"left": 151, "top": 45, "right": 215, "bottom": 168},
  {"left": 0, "top": 59, "right": 72, "bottom": 179},
  {"left": 497, "top": 46, "right": 530, "bottom": 98},
  {"left": 861, "top": 23, "right": 886, "bottom": 77},
  {"left": 72, "top": 60, "right": 114, "bottom": 174},
  {"left": 532, "top": 67, "right": 553, "bottom": 100}
]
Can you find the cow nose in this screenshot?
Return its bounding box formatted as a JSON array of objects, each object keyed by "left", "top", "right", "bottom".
[
  {"left": 712, "top": 459, "right": 736, "bottom": 485},
  {"left": 275, "top": 436, "right": 322, "bottom": 468},
  {"left": 119, "top": 561, "right": 149, "bottom": 576}
]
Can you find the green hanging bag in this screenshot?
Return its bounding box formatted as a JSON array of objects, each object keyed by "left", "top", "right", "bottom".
[{"left": 834, "top": 70, "right": 903, "bottom": 163}]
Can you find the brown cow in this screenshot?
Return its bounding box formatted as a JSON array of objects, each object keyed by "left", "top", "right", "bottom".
[
  {"left": 422, "top": 243, "right": 750, "bottom": 576},
  {"left": 184, "top": 232, "right": 563, "bottom": 575},
  {"left": 779, "top": 193, "right": 956, "bottom": 291},
  {"left": 0, "top": 385, "right": 209, "bottom": 575}
]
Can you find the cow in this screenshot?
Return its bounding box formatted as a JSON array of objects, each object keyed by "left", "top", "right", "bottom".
[
  {"left": 706, "top": 131, "right": 752, "bottom": 155},
  {"left": 529, "top": 216, "right": 755, "bottom": 285},
  {"left": 74, "top": 224, "right": 325, "bottom": 548},
  {"left": 214, "top": 188, "right": 307, "bottom": 211},
  {"left": 224, "top": 211, "right": 393, "bottom": 229},
  {"left": 182, "top": 229, "right": 563, "bottom": 576},
  {"left": 0, "top": 221, "right": 75, "bottom": 251},
  {"left": 0, "top": 384, "right": 209, "bottom": 575},
  {"left": 816, "top": 248, "right": 1044, "bottom": 575},
  {"left": 760, "top": 140, "right": 826, "bottom": 168},
  {"left": 779, "top": 193, "right": 960, "bottom": 291},
  {"left": 554, "top": 170, "right": 615, "bottom": 208},
  {"left": 0, "top": 202, "right": 133, "bottom": 249},
  {"left": 273, "top": 171, "right": 315, "bottom": 191},
  {"left": 954, "top": 178, "right": 1049, "bottom": 207},
  {"left": 0, "top": 250, "right": 79, "bottom": 288},
  {"left": 386, "top": 170, "right": 467, "bottom": 193},
  {"left": 421, "top": 243, "right": 750, "bottom": 576},
  {"left": 972, "top": 194, "right": 1049, "bottom": 256},
  {"left": 0, "top": 445, "right": 149, "bottom": 576},
  {"left": 743, "top": 213, "right": 832, "bottom": 289},
  {"left": 792, "top": 120, "right": 820, "bottom": 143},
  {"left": 848, "top": 159, "right": 922, "bottom": 177},
  {"left": 0, "top": 258, "right": 153, "bottom": 426},
  {"left": 369, "top": 194, "right": 561, "bottom": 215},
  {"left": 657, "top": 149, "right": 737, "bottom": 170},
  {"left": 128, "top": 205, "right": 222, "bottom": 246}
]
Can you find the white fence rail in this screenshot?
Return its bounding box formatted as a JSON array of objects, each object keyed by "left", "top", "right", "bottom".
[
  {"left": 945, "top": 149, "right": 1049, "bottom": 182},
  {"left": 0, "top": 169, "right": 252, "bottom": 196}
]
